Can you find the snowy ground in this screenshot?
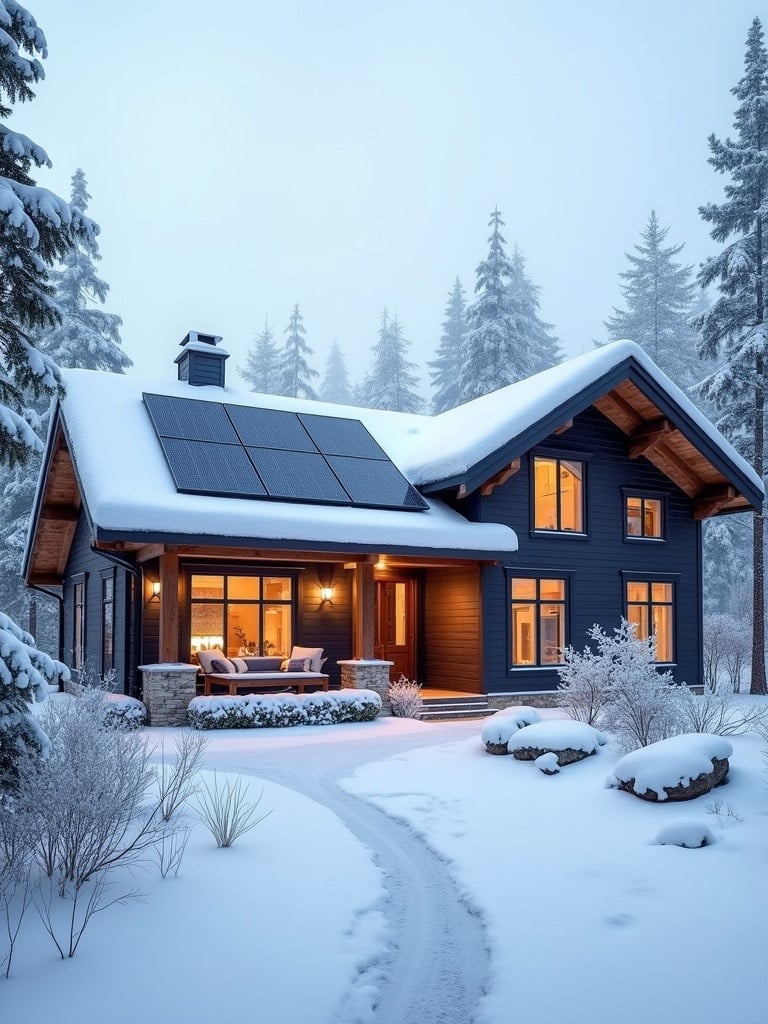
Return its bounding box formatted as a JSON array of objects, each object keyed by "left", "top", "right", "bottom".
[{"left": 3, "top": 709, "right": 767, "bottom": 1024}]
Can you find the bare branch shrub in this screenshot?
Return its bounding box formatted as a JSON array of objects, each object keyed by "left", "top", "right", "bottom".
[
  {"left": 0, "top": 801, "right": 34, "bottom": 978},
  {"left": 388, "top": 675, "right": 424, "bottom": 719},
  {"left": 703, "top": 614, "right": 750, "bottom": 693},
  {"left": 195, "top": 774, "right": 271, "bottom": 848},
  {"left": 556, "top": 641, "right": 613, "bottom": 725},
  {"left": 155, "top": 731, "right": 208, "bottom": 822},
  {"left": 155, "top": 824, "right": 191, "bottom": 879},
  {"left": 678, "top": 688, "right": 768, "bottom": 736}
]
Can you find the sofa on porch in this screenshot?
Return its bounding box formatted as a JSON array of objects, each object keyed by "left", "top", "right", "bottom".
[{"left": 196, "top": 647, "right": 329, "bottom": 696}]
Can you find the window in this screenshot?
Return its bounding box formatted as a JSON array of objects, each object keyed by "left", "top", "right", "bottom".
[
  {"left": 625, "top": 495, "right": 663, "bottom": 539},
  {"left": 101, "top": 573, "right": 115, "bottom": 676},
  {"left": 189, "top": 572, "right": 294, "bottom": 660},
  {"left": 533, "top": 456, "right": 584, "bottom": 533},
  {"left": 510, "top": 577, "right": 566, "bottom": 666},
  {"left": 626, "top": 580, "right": 674, "bottom": 662},
  {"left": 73, "top": 576, "right": 86, "bottom": 672}
]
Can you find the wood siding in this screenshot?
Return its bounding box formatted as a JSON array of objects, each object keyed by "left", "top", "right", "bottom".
[
  {"left": 424, "top": 566, "right": 481, "bottom": 692},
  {"left": 478, "top": 406, "right": 702, "bottom": 694}
]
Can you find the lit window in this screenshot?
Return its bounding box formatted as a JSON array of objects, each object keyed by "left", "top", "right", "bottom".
[
  {"left": 101, "top": 574, "right": 115, "bottom": 675},
  {"left": 189, "top": 572, "right": 294, "bottom": 659},
  {"left": 626, "top": 580, "right": 674, "bottom": 662},
  {"left": 73, "top": 577, "right": 86, "bottom": 672},
  {"left": 533, "top": 457, "right": 584, "bottom": 532},
  {"left": 510, "top": 577, "right": 566, "bottom": 666},
  {"left": 626, "top": 496, "right": 663, "bottom": 539}
]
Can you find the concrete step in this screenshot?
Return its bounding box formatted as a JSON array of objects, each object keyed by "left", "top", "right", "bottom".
[{"left": 420, "top": 707, "right": 496, "bottom": 721}]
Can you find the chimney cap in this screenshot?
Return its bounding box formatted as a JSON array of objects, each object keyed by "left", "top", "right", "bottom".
[{"left": 179, "top": 330, "right": 222, "bottom": 348}]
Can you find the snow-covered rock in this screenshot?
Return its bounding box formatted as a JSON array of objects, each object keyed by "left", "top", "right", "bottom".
[
  {"left": 535, "top": 752, "right": 560, "bottom": 775},
  {"left": 654, "top": 820, "right": 715, "bottom": 849},
  {"left": 481, "top": 706, "right": 541, "bottom": 754},
  {"left": 607, "top": 733, "right": 732, "bottom": 802},
  {"left": 508, "top": 720, "right": 605, "bottom": 765}
]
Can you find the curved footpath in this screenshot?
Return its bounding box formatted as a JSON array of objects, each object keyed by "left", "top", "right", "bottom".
[{"left": 213, "top": 721, "right": 489, "bottom": 1024}]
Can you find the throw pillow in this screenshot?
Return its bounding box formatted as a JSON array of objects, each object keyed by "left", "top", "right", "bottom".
[
  {"left": 289, "top": 646, "right": 324, "bottom": 673},
  {"left": 210, "top": 658, "right": 235, "bottom": 674},
  {"left": 231, "top": 657, "right": 249, "bottom": 673},
  {"left": 282, "top": 657, "right": 310, "bottom": 672}
]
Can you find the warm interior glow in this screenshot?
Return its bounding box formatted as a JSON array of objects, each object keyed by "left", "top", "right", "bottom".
[
  {"left": 191, "top": 634, "right": 224, "bottom": 652},
  {"left": 627, "top": 580, "right": 673, "bottom": 661},
  {"left": 320, "top": 586, "right": 334, "bottom": 602},
  {"left": 150, "top": 580, "right": 161, "bottom": 599},
  {"left": 626, "top": 496, "right": 662, "bottom": 538},
  {"left": 534, "top": 457, "right": 583, "bottom": 532},
  {"left": 511, "top": 577, "right": 566, "bottom": 666}
]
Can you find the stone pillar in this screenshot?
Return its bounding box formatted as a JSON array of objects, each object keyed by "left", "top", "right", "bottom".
[
  {"left": 138, "top": 663, "right": 198, "bottom": 726},
  {"left": 338, "top": 659, "right": 394, "bottom": 716}
]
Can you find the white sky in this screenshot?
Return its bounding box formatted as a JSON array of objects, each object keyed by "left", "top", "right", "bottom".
[{"left": 19, "top": 1, "right": 763, "bottom": 390}]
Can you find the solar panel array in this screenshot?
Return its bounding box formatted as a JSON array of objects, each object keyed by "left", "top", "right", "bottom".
[{"left": 143, "top": 393, "right": 428, "bottom": 512}]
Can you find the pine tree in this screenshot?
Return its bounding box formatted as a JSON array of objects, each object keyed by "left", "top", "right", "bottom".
[
  {"left": 35, "top": 169, "right": 130, "bottom": 372},
  {"left": 239, "top": 317, "right": 281, "bottom": 394},
  {"left": 605, "top": 211, "right": 700, "bottom": 388},
  {"left": 365, "top": 309, "right": 423, "bottom": 413},
  {"left": 320, "top": 339, "right": 351, "bottom": 405},
  {"left": 279, "top": 303, "right": 318, "bottom": 399},
  {"left": 0, "top": 1, "right": 85, "bottom": 772},
  {"left": 429, "top": 277, "right": 466, "bottom": 413},
  {"left": 508, "top": 245, "right": 561, "bottom": 374},
  {"left": 696, "top": 17, "right": 768, "bottom": 694},
  {"left": 461, "top": 208, "right": 533, "bottom": 402}
]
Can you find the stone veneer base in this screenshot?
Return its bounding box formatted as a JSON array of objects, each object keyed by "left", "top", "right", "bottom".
[
  {"left": 139, "top": 663, "right": 198, "bottom": 726},
  {"left": 338, "top": 660, "right": 394, "bottom": 716}
]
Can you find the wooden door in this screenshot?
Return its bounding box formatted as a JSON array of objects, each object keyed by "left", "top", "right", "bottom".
[{"left": 374, "top": 577, "right": 417, "bottom": 683}]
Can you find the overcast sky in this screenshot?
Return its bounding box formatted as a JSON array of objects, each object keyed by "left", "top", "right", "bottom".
[{"left": 19, "top": 1, "right": 765, "bottom": 392}]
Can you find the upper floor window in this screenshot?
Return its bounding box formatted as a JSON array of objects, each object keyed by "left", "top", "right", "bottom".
[
  {"left": 626, "top": 580, "right": 674, "bottom": 662},
  {"left": 626, "top": 495, "right": 663, "bottom": 539},
  {"left": 510, "top": 576, "right": 567, "bottom": 667},
  {"left": 533, "top": 456, "right": 584, "bottom": 533}
]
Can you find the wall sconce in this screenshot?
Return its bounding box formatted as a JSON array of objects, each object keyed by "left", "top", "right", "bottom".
[
  {"left": 148, "top": 580, "right": 161, "bottom": 602},
  {"left": 320, "top": 586, "right": 335, "bottom": 604}
]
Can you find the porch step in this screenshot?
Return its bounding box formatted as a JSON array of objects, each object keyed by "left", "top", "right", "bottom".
[{"left": 420, "top": 695, "right": 496, "bottom": 722}]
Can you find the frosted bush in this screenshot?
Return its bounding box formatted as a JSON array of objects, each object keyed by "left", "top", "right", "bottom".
[
  {"left": 556, "top": 636, "right": 613, "bottom": 725},
  {"left": 388, "top": 675, "right": 424, "bottom": 719},
  {"left": 188, "top": 690, "right": 382, "bottom": 730}
]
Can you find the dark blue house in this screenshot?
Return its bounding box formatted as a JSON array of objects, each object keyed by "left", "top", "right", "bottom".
[{"left": 24, "top": 333, "right": 762, "bottom": 705}]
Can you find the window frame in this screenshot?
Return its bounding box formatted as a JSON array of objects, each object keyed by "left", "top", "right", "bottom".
[
  {"left": 100, "top": 568, "right": 116, "bottom": 677},
  {"left": 505, "top": 567, "right": 571, "bottom": 671},
  {"left": 621, "top": 571, "right": 678, "bottom": 665},
  {"left": 72, "top": 572, "right": 87, "bottom": 674},
  {"left": 530, "top": 451, "right": 588, "bottom": 537},
  {"left": 621, "top": 487, "right": 667, "bottom": 543}
]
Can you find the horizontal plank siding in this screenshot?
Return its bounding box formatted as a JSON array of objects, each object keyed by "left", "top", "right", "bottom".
[
  {"left": 479, "top": 406, "right": 702, "bottom": 694},
  {"left": 297, "top": 567, "right": 351, "bottom": 687},
  {"left": 424, "top": 566, "right": 481, "bottom": 692}
]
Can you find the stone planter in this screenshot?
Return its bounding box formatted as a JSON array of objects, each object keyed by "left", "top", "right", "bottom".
[
  {"left": 138, "top": 663, "right": 198, "bottom": 726},
  {"left": 338, "top": 659, "right": 393, "bottom": 716}
]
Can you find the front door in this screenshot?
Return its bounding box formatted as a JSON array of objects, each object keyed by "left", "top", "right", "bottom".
[{"left": 374, "top": 577, "right": 417, "bottom": 683}]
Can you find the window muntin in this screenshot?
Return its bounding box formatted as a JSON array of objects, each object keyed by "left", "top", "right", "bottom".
[
  {"left": 626, "top": 579, "right": 674, "bottom": 662},
  {"left": 626, "top": 496, "right": 663, "bottom": 539},
  {"left": 510, "top": 576, "right": 566, "bottom": 667},
  {"left": 73, "top": 579, "right": 85, "bottom": 672},
  {"left": 101, "top": 575, "right": 115, "bottom": 675},
  {"left": 189, "top": 572, "right": 294, "bottom": 659},
  {"left": 533, "top": 457, "right": 584, "bottom": 533}
]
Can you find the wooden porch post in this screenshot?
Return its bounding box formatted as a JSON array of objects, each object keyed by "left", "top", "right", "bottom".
[
  {"left": 352, "top": 561, "right": 375, "bottom": 659},
  {"left": 159, "top": 551, "right": 180, "bottom": 663}
]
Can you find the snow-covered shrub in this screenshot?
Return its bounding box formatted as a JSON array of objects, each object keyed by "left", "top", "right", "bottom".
[
  {"left": 0, "top": 611, "right": 69, "bottom": 786},
  {"left": 560, "top": 620, "right": 684, "bottom": 752},
  {"left": 677, "top": 688, "right": 768, "bottom": 736},
  {"left": 187, "top": 689, "right": 382, "bottom": 730},
  {"left": 388, "top": 675, "right": 424, "bottom": 719},
  {"left": 703, "top": 614, "right": 749, "bottom": 692},
  {"left": 194, "top": 774, "right": 271, "bottom": 848},
  {"left": 654, "top": 820, "right": 715, "bottom": 848},
  {"left": 102, "top": 694, "right": 147, "bottom": 730}
]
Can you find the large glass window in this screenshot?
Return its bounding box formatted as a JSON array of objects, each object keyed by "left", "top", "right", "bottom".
[
  {"left": 533, "top": 457, "right": 584, "bottom": 533},
  {"left": 73, "top": 577, "right": 86, "bottom": 672},
  {"left": 626, "top": 580, "right": 674, "bottom": 662},
  {"left": 101, "top": 574, "right": 115, "bottom": 676},
  {"left": 189, "top": 572, "right": 294, "bottom": 659},
  {"left": 626, "top": 496, "right": 663, "bottom": 539},
  {"left": 510, "top": 577, "right": 566, "bottom": 666}
]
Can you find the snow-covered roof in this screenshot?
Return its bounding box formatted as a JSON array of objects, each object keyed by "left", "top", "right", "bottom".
[{"left": 50, "top": 369, "right": 518, "bottom": 559}]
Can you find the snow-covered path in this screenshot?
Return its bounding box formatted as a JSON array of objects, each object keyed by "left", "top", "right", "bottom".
[{"left": 202, "top": 719, "right": 489, "bottom": 1024}]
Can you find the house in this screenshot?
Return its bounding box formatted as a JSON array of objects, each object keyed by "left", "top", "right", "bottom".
[{"left": 23, "top": 332, "right": 762, "bottom": 715}]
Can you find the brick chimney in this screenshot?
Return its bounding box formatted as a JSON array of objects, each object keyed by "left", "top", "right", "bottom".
[{"left": 174, "top": 331, "right": 229, "bottom": 387}]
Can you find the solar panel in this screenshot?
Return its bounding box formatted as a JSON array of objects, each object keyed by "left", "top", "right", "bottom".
[
  {"left": 326, "top": 456, "right": 428, "bottom": 510},
  {"left": 246, "top": 447, "right": 350, "bottom": 503},
  {"left": 298, "top": 413, "right": 388, "bottom": 460},
  {"left": 144, "top": 393, "right": 239, "bottom": 444},
  {"left": 158, "top": 438, "right": 267, "bottom": 497},
  {"left": 225, "top": 405, "right": 317, "bottom": 452}
]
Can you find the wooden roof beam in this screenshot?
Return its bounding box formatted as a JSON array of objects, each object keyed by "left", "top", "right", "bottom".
[
  {"left": 39, "top": 505, "right": 79, "bottom": 524},
  {"left": 628, "top": 418, "right": 676, "bottom": 459},
  {"left": 693, "top": 485, "right": 738, "bottom": 520},
  {"left": 647, "top": 444, "right": 706, "bottom": 497},
  {"left": 593, "top": 389, "right": 645, "bottom": 433},
  {"left": 480, "top": 458, "right": 521, "bottom": 497}
]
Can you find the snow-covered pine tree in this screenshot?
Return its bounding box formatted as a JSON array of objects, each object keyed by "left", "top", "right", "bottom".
[
  {"left": 461, "top": 208, "right": 531, "bottom": 402},
  {"left": 279, "top": 303, "right": 318, "bottom": 399},
  {"left": 365, "top": 309, "right": 423, "bottom": 413},
  {"left": 695, "top": 17, "right": 768, "bottom": 694},
  {"left": 35, "top": 169, "right": 130, "bottom": 373},
  {"left": 320, "top": 339, "right": 351, "bottom": 404},
  {"left": 0, "top": 1, "right": 88, "bottom": 772},
  {"left": 605, "top": 211, "right": 700, "bottom": 389},
  {"left": 239, "top": 316, "right": 281, "bottom": 394},
  {"left": 508, "top": 245, "right": 561, "bottom": 374},
  {"left": 429, "top": 277, "right": 466, "bottom": 413}
]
